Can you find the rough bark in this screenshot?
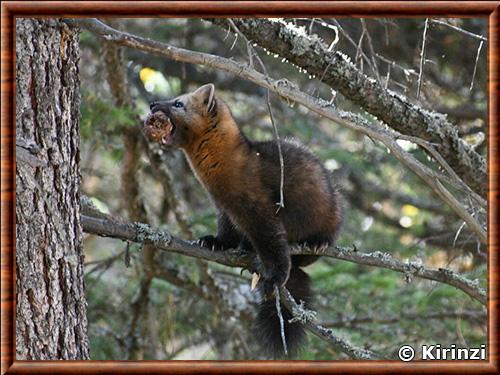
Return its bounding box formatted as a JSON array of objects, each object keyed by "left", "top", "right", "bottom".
[
  {"left": 210, "top": 18, "right": 486, "bottom": 196},
  {"left": 15, "top": 18, "right": 89, "bottom": 360}
]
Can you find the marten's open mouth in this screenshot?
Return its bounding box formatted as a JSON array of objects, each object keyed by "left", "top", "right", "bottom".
[
  {"left": 159, "top": 116, "right": 175, "bottom": 145},
  {"left": 143, "top": 111, "right": 176, "bottom": 145}
]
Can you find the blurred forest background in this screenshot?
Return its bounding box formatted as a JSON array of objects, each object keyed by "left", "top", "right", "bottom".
[{"left": 78, "top": 18, "right": 487, "bottom": 360}]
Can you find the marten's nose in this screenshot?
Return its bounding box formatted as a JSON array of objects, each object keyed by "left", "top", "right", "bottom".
[{"left": 150, "top": 101, "right": 171, "bottom": 115}]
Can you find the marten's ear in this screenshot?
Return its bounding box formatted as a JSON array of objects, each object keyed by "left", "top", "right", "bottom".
[{"left": 192, "top": 83, "right": 215, "bottom": 111}]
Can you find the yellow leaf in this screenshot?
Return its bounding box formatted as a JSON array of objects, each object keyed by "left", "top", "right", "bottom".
[
  {"left": 139, "top": 67, "right": 156, "bottom": 83},
  {"left": 402, "top": 204, "right": 419, "bottom": 217}
]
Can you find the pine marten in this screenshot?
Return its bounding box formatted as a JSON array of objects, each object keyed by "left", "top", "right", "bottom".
[{"left": 144, "top": 84, "right": 342, "bottom": 358}]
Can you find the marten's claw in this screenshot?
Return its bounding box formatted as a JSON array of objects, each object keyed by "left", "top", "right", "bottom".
[
  {"left": 312, "top": 243, "right": 330, "bottom": 254},
  {"left": 240, "top": 267, "right": 251, "bottom": 276},
  {"left": 197, "top": 235, "right": 224, "bottom": 251},
  {"left": 251, "top": 273, "right": 261, "bottom": 291}
]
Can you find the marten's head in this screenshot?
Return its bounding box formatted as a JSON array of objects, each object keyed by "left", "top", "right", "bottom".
[{"left": 144, "top": 84, "right": 219, "bottom": 148}]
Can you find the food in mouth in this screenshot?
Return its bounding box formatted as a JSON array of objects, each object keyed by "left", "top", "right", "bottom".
[{"left": 143, "top": 111, "right": 175, "bottom": 145}]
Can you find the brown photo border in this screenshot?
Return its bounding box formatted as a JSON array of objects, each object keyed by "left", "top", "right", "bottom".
[{"left": 1, "top": 1, "right": 499, "bottom": 374}]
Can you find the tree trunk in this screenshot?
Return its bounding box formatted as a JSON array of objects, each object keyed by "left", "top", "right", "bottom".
[{"left": 15, "top": 18, "right": 89, "bottom": 360}]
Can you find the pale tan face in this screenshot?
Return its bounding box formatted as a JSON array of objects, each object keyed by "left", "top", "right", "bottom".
[{"left": 146, "top": 84, "right": 216, "bottom": 148}]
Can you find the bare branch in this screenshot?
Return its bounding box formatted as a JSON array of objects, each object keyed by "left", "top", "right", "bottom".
[
  {"left": 279, "top": 288, "right": 380, "bottom": 359},
  {"left": 330, "top": 19, "right": 380, "bottom": 81},
  {"left": 274, "top": 286, "right": 288, "bottom": 356},
  {"left": 81, "top": 212, "right": 486, "bottom": 305},
  {"left": 417, "top": 18, "right": 429, "bottom": 99},
  {"left": 375, "top": 53, "right": 418, "bottom": 79},
  {"left": 336, "top": 113, "right": 485, "bottom": 243},
  {"left": 359, "top": 19, "right": 381, "bottom": 84},
  {"left": 395, "top": 133, "right": 486, "bottom": 209},
  {"left": 429, "top": 19, "right": 487, "bottom": 42},
  {"left": 470, "top": 40, "right": 484, "bottom": 91},
  {"left": 82, "top": 211, "right": 372, "bottom": 358},
  {"left": 354, "top": 23, "right": 366, "bottom": 71}
]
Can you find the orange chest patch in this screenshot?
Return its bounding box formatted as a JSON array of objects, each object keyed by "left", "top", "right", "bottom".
[{"left": 188, "top": 138, "right": 247, "bottom": 194}]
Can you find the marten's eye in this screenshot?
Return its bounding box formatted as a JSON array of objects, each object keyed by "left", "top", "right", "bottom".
[{"left": 173, "top": 100, "right": 184, "bottom": 108}]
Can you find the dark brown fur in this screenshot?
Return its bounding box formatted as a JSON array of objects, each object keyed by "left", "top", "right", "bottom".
[{"left": 147, "top": 84, "right": 342, "bottom": 358}]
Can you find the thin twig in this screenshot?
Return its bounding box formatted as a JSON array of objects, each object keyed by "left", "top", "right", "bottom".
[
  {"left": 274, "top": 285, "right": 288, "bottom": 356},
  {"left": 227, "top": 19, "right": 285, "bottom": 211},
  {"left": 470, "top": 40, "right": 484, "bottom": 91},
  {"left": 417, "top": 18, "right": 429, "bottom": 99},
  {"left": 230, "top": 32, "right": 238, "bottom": 50},
  {"left": 360, "top": 19, "right": 381, "bottom": 84},
  {"left": 384, "top": 63, "right": 390, "bottom": 89},
  {"left": 429, "top": 19, "right": 487, "bottom": 42},
  {"left": 453, "top": 221, "right": 468, "bottom": 248},
  {"left": 124, "top": 241, "right": 131, "bottom": 268},
  {"left": 382, "top": 19, "right": 390, "bottom": 46},
  {"left": 355, "top": 25, "right": 366, "bottom": 71},
  {"left": 395, "top": 133, "right": 486, "bottom": 210},
  {"left": 266, "top": 89, "right": 285, "bottom": 212},
  {"left": 308, "top": 18, "right": 316, "bottom": 34},
  {"left": 330, "top": 19, "right": 379, "bottom": 80},
  {"left": 375, "top": 53, "right": 418, "bottom": 78}
]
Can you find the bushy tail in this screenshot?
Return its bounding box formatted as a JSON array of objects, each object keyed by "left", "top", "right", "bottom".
[{"left": 254, "top": 264, "right": 313, "bottom": 358}]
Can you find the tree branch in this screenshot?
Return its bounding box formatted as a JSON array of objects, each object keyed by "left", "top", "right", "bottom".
[
  {"left": 279, "top": 288, "right": 380, "bottom": 359},
  {"left": 82, "top": 211, "right": 374, "bottom": 358},
  {"left": 428, "top": 19, "right": 487, "bottom": 42},
  {"left": 209, "top": 18, "right": 486, "bottom": 196},
  {"left": 81, "top": 213, "right": 486, "bottom": 305}
]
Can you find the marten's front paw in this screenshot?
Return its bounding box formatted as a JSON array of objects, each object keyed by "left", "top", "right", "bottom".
[{"left": 197, "top": 235, "right": 225, "bottom": 251}]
